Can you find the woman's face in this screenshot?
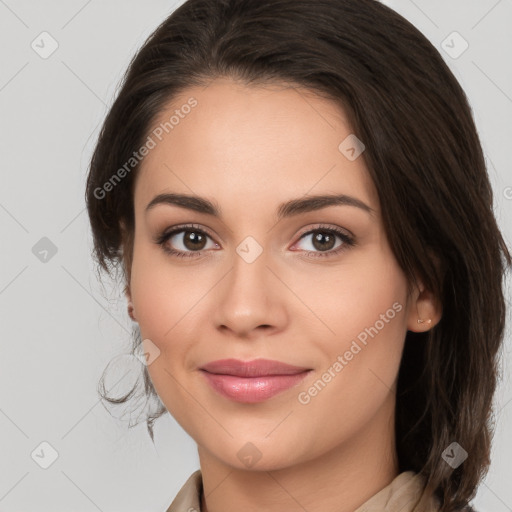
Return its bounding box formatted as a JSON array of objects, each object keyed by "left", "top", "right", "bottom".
[{"left": 128, "top": 78, "right": 427, "bottom": 471}]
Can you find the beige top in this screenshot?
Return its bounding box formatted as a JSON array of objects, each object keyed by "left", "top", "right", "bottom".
[{"left": 165, "top": 469, "right": 442, "bottom": 512}]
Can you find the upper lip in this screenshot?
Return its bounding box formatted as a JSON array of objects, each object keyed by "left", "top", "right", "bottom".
[{"left": 200, "top": 358, "right": 311, "bottom": 377}]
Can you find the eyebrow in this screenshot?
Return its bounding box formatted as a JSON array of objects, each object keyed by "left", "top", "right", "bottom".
[{"left": 145, "top": 192, "right": 374, "bottom": 219}]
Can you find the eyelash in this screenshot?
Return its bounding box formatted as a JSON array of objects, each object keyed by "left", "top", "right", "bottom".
[{"left": 154, "top": 223, "right": 355, "bottom": 260}]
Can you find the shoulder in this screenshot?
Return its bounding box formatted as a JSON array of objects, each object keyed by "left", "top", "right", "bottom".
[{"left": 165, "top": 470, "right": 203, "bottom": 512}]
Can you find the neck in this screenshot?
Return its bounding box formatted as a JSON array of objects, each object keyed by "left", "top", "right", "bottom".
[{"left": 198, "top": 394, "right": 399, "bottom": 512}]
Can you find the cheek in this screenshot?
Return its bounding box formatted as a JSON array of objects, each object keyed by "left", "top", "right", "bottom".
[
  {"left": 127, "top": 228, "right": 411, "bottom": 463},
  {"left": 290, "top": 261, "right": 408, "bottom": 453},
  {"left": 288, "top": 250, "right": 409, "bottom": 351},
  {"left": 129, "top": 237, "right": 189, "bottom": 347},
  {"left": 128, "top": 244, "right": 199, "bottom": 421},
  {"left": 295, "top": 251, "right": 409, "bottom": 398}
]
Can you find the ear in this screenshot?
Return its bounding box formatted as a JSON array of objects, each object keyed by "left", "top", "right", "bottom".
[
  {"left": 406, "top": 277, "right": 442, "bottom": 333},
  {"left": 120, "top": 219, "right": 136, "bottom": 322},
  {"left": 125, "top": 285, "right": 137, "bottom": 322},
  {"left": 124, "top": 282, "right": 132, "bottom": 303}
]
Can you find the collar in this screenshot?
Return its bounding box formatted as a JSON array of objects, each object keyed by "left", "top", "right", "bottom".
[{"left": 165, "top": 469, "right": 441, "bottom": 512}]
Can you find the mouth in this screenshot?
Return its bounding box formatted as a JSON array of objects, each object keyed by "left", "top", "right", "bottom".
[{"left": 199, "top": 358, "right": 312, "bottom": 403}]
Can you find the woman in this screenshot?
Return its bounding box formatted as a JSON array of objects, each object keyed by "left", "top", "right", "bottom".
[{"left": 85, "top": 0, "right": 511, "bottom": 510}]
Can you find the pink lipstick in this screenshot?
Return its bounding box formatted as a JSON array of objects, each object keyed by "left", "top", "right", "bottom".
[{"left": 199, "top": 358, "right": 311, "bottom": 403}]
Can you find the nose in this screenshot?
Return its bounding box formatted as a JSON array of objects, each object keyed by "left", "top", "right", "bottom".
[{"left": 212, "top": 246, "right": 289, "bottom": 340}]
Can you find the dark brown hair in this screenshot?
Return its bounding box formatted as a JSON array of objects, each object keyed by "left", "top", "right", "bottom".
[{"left": 85, "top": 1, "right": 511, "bottom": 510}]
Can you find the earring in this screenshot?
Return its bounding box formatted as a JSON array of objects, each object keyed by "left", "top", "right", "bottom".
[
  {"left": 128, "top": 301, "right": 136, "bottom": 321},
  {"left": 417, "top": 318, "right": 432, "bottom": 325}
]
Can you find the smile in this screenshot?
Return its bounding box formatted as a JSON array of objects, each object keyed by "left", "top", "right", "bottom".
[{"left": 199, "top": 358, "right": 312, "bottom": 403}]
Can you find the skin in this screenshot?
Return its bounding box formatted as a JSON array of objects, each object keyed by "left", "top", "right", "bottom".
[{"left": 125, "top": 77, "right": 441, "bottom": 512}]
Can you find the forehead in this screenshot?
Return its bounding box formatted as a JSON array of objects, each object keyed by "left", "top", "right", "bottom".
[{"left": 134, "top": 78, "right": 378, "bottom": 215}]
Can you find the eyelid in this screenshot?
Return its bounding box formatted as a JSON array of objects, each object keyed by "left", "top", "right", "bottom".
[
  {"left": 294, "top": 223, "right": 355, "bottom": 241},
  {"left": 156, "top": 223, "right": 217, "bottom": 242},
  {"left": 289, "top": 223, "right": 355, "bottom": 256},
  {"left": 154, "top": 222, "right": 355, "bottom": 259},
  {"left": 157, "top": 221, "right": 354, "bottom": 239}
]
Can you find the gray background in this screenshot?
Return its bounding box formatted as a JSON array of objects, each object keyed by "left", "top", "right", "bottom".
[{"left": 0, "top": 1, "right": 511, "bottom": 511}]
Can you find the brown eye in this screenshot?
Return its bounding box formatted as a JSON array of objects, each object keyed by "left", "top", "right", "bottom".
[
  {"left": 292, "top": 226, "right": 355, "bottom": 259},
  {"left": 155, "top": 224, "right": 219, "bottom": 258},
  {"left": 180, "top": 230, "right": 208, "bottom": 251},
  {"left": 310, "top": 231, "right": 337, "bottom": 251}
]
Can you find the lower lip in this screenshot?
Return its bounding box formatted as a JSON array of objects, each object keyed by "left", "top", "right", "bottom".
[{"left": 200, "top": 370, "right": 311, "bottom": 403}]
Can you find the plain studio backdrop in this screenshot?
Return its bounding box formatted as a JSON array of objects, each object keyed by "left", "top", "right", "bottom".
[{"left": 0, "top": 1, "right": 511, "bottom": 511}]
